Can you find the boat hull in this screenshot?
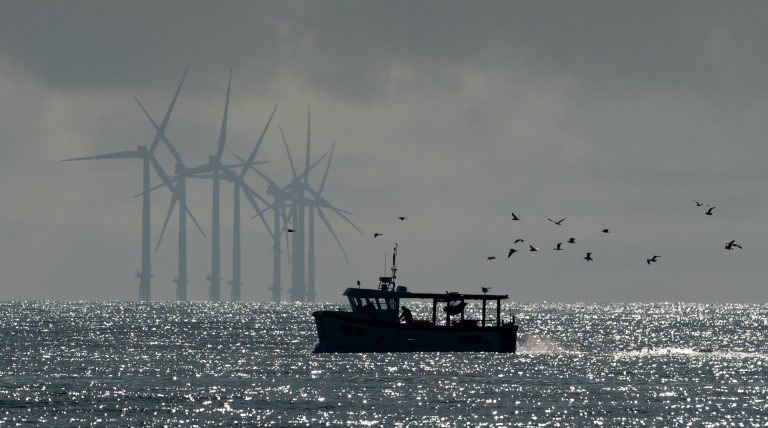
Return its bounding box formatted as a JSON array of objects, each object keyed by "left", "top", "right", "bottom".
[{"left": 313, "top": 311, "right": 518, "bottom": 353}]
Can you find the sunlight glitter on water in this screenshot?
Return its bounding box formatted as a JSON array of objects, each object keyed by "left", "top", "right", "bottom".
[{"left": 1, "top": 301, "right": 767, "bottom": 426}]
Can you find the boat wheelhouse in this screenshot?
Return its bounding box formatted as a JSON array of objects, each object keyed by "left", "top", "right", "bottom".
[{"left": 312, "top": 245, "right": 518, "bottom": 353}]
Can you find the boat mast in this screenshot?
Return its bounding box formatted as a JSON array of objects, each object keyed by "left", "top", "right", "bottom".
[{"left": 391, "top": 243, "right": 398, "bottom": 285}]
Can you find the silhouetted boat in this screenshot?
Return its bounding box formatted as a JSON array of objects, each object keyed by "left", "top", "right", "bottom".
[{"left": 312, "top": 244, "right": 519, "bottom": 353}]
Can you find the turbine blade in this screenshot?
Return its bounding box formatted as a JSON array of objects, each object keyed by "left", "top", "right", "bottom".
[
  {"left": 304, "top": 104, "right": 311, "bottom": 187},
  {"left": 317, "top": 139, "right": 335, "bottom": 194},
  {"left": 133, "top": 176, "right": 180, "bottom": 198},
  {"left": 135, "top": 97, "right": 185, "bottom": 167},
  {"left": 185, "top": 201, "right": 207, "bottom": 238},
  {"left": 62, "top": 150, "right": 140, "bottom": 161},
  {"left": 305, "top": 187, "right": 362, "bottom": 234},
  {"left": 235, "top": 176, "right": 275, "bottom": 240},
  {"left": 238, "top": 104, "right": 277, "bottom": 179},
  {"left": 149, "top": 65, "right": 189, "bottom": 152},
  {"left": 215, "top": 70, "right": 232, "bottom": 160},
  {"left": 155, "top": 194, "right": 177, "bottom": 253},
  {"left": 316, "top": 206, "right": 350, "bottom": 263},
  {"left": 279, "top": 152, "right": 328, "bottom": 194},
  {"left": 280, "top": 125, "right": 299, "bottom": 180}
]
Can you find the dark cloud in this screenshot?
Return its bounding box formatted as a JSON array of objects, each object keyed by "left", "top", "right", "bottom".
[{"left": 3, "top": 1, "right": 768, "bottom": 101}]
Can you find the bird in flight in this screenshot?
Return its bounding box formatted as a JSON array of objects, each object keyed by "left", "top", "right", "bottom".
[
  {"left": 529, "top": 245, "right": 539, "bottom": 252},
  {"left": 397, "top": 216, "right": 407, "bottom": 221},
  {"left": 511, "top": 212, "right": 520, "bottom": 221},
  {"left": 646, "top": 255, "right": 661, "bottom": 265},
  {"left": 693, "top": 200, "right": 703, "bottom": 207},
  {"left": 481, "top": 286, "right": 492, "bottom": 294},
  {"left": 724, "top": 240, "right": 742, "bottom": 250},
  {"left": 554, "top": 242, "right": 563, "bottom": 251},
  {"left": 285, "top": 228, "right": 295, "bottom": 233},
  {"left": 567, "top": 238, "right": 576, "bottom": 244},
  {"left": 514, "top": 238, "right": 525, "bottom": 244},
  {"left": 507, "top": 248, "right": 517, "bottom": 258},
  {"left": 373, "top": 233, "right": 383, "bottom": 238},
  {"left": 487, "top": 256, "right": 497, "bottom": 260},
  {"left": 705, "top": 206, "right": 715, "bottom": 216},
  {"left": 548, "top": 217, "right": 566, "bottom": 225},
  {"left": 584, "top": 252, "right": 594, "bottom": 262},
  {"left": 602, "top": 228, "right": 610, "bottom": 234}
]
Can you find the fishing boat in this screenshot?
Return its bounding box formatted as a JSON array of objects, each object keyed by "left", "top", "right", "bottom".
[{"left": 312, "top": 244, "right": 518, "bottom": 353}]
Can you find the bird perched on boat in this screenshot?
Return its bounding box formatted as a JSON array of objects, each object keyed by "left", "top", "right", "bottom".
[
  {"left": 554, "top": 242, "right": 563, "bottom": 251},
  {"left": 724, "top": 240, "right": 742, "bottom": 250},
  {"left": 481, "top": 287, "right": 492, "bottom": 294},
  {"left": 507, "top": 248, "right": 517, "bottom": 258},
  {"left": 285, "top": 228, "right": 295, "bottom": 233},
  {"left": 487, "top": 256, "right": 497, "bottom": 260},
  {"left": 397, "top": 216, "right": 407, "bottom": 221},
  {"left": 646, "top": 255, "right": 661, "bottom": 265},
  {"left": 356, "top": 280, "right": 361, "bottom": 288},
  {"left": 601, "top": 228, "right": 610, "bottom": 234},
  {"left": 693, "top": 200, "right": 703, "bottom": 207},
  {"left": 529, "top": 245, "right": 539, "bottom": 252},
  {"left": 548, "top": 217, "right": 566, "bottom": 225},
  {"left": 705, "top": 206, "right": 715, "bottom": 216},
  {"left": 584, "top": 252, "right": 594, "bottom": 262},
  {"left": 511, "top": 212, "right": 520, "bottom": 221},
  {"left": 373, "top": 233, "right": 383, "bottom": 238},
  {"left": 567, "top": 237, "right": 576, "bottom": 244},
  {"left": 514, "top": 238, "right": 525, "bottom": 244}
]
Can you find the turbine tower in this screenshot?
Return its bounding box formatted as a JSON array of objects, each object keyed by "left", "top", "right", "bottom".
[
  {"left": 63, "top": 67, "right": 189, "bottom": 301},
  {"left": 182, "top": 71, "right": 273, "bottom": 301}
]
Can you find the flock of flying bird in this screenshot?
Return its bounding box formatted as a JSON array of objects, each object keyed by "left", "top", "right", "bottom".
[{"left": 485, "top": 199, "right": 743, "bottom": 266}]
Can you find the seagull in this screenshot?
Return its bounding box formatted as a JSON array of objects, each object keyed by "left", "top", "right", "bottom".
[
  {"left": 487, "top": 256, "right": 497, "bottom": 260},
  {"left": 705, "top": 206, "right": 715, "bottom": 216},
  {"left": 514, "top": 238, "right": 525, "bottom": 244},
  {"left": 481, "top": 287, "right": 492, "bottom": 294},
  {"left": 602, "top": 228, "right": 610, "bottom": 234},
  {"left": 724, "top": 240, "right": 742, "bottom": 250},
  {"left": 693, "top": 200, "right": 703, "bottom": 207},
  {"left": 507, "top": 248, "right": 517, "bottom": 258},
  {"left": 511, "top": 212, "right": 520, "bottom": 221},
  {"left": 567, "top": 237, "right": 576, "bottom": 244},
  {"left": 554, "top": 242, "right": 563, "bottom": 251},
  {"left": 373, "top": 233, "right": 383, "bottom": 238},
  {"left": 646, "top": 255, "right": 661, "bottom": 265},
  {"left": 548, "top": 217, "right": 566, "bottom": 225},
  {"left": 584, "top": 252, "right": 593, "bottom": 262},
  {"left": 397, "top": 216, "right": 407, "bottom": 221},
  {"left": 529, "top": 245, "right": 539, "bottom": 252},
  {"left": 285, "top": 228, "right": 295, "bottom": 233}
]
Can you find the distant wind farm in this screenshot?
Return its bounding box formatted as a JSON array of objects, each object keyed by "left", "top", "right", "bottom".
[{"left": 63, "top": 68, "right": 360, "bottom": 302}]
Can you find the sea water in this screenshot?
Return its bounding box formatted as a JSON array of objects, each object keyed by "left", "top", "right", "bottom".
[{"left": 1, "top": 301, "right": 767, "bottom": 426}]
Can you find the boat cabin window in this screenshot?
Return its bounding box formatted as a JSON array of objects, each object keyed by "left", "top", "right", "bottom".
[{"left": 350, "top": 296, "right": 397, "bottom": 312}]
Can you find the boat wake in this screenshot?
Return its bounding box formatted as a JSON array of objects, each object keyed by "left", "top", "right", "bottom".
[
  {"left": 613, "top": 347, "right": 768, "bottom": 359},
  {"left": 517, "top": 335, "right": 571, "bottom": 354}
]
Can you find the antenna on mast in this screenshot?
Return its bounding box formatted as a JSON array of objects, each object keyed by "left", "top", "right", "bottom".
[
  {"left": 378, "top": 243, "right": 399, "bottom": 291},
  {"left": 391, "top": 243, "right": 398, "bottom": 283}
]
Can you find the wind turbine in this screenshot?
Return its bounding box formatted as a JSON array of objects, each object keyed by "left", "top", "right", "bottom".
[
  {"left": 280, "top": 107, "right": 362, "bottom": 302},
  {"left": 62, "top": 67, "right": 189, "bottom": 301},
  {"left": 133, "top": 98, "right": 207, "bottom": 301},
  {"left": 181, "top": 71, "right": 274, "bottom": 301},
  {"left": 237, "top": 151, "right": 330, "bottom": 302},
  {"left": 226, "top": 103, "right": 277, "bottom": 301}
]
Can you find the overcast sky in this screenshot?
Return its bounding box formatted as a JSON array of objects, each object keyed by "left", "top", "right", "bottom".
[{"left": 2, "top": 1, "right": 768, "bottom": 302}]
